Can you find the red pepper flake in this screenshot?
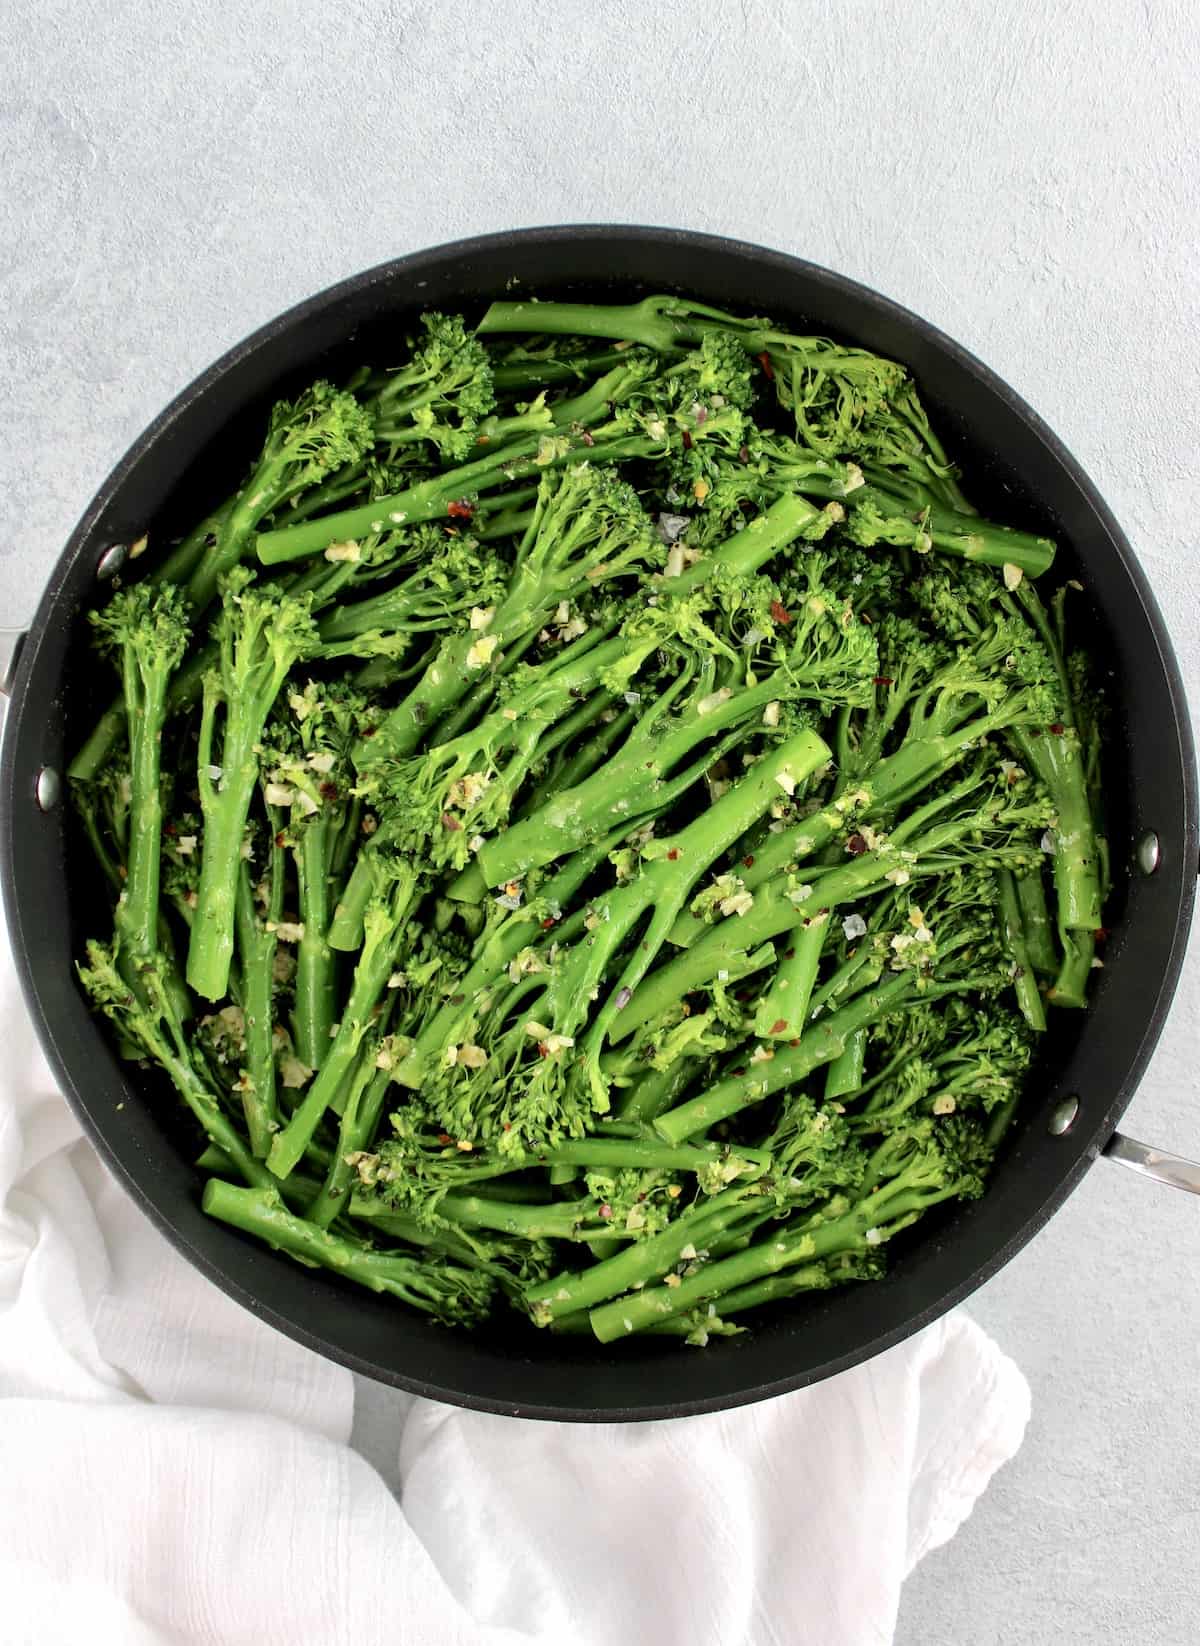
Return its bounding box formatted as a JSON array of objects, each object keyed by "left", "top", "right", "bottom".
[
  {"left": 441, "top": 811, "right": 463, "bottom": 831},
  {"left": 873, "top": 675, "right": 894, "bottom": 686},
  {"left": 667, "top": 848, "right": 680, "bottom": 861},
  {"left": 319, "top": 781, "right": 339, "bottom": 801},
  {"left": 738, "top": 444, "right": 751, "bottom": 464},
  {"left": 845, "top": 833, "right": 868, "bottom": 856},
  {"left": 503, "top": 1122, "right": 512, "bottom": 1132},
  {"left": 732, "top": 1067, "right": 746, "bottom": 1077},
  {"left": 598, "top": 1203, "right": 613, "bottom": 1219},
  {"left": 447, "top": 499, "right": 474, "bottom": 521},
  {"left": 1094, "top": 926, "right": 1110, "bottom": 942},
  {"left": 360, "top": 725, "right": 377, "bottom": 738},
  {"left": 743, "top": 855, "right": 755, "bottom": 868},
  {"left": 580, "top": 429, "right": 596, "bottom": 447},
  {"left": 770, "top": 1018, "right": 788, "bottom": 1034},
  {"left": 770, "top": 600, "right": 792, "bottom": 626},
  {"left": 541, "top": 916, "right": 557, "bottom": 930},
  {"left": 789, "top": 1038, "right": 801, "bottom": 1048},
  {"left": 1049, "top": 722, "right": 1065, "bottom": 736},
  {"left": 681, "top": 429, "right": 694, "bottom": 450},
  {"left": 164, "top": 822, "right": 178, "bottom": 837},
  {"left": 783, "top": 948, "right": 795, "bottom": 958},
  {"left": 274, "top": 831, "right": 286, "bottom": 848},
  {"left": 438, "top": 1132, "right": 452, "bottom": 1146},
  {"left": 757, "top": 351, "right": 775, "bottom": 380},
  {"left": 1029, "top": 727, "right": 1043, "bottom": 738}
]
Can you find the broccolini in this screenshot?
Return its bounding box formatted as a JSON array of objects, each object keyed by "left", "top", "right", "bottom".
[{"left": 69, "top": 295, "right": 1108, "bottom": 1347}]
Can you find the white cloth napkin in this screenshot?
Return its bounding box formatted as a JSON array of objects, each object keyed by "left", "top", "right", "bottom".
[{"left": 0, "top": 908, "right": 1030, "bottom": 1646}]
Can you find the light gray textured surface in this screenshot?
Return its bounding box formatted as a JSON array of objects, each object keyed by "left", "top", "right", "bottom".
[{"left": 4, "top": 1, "right": 1199, "bottom": 1639}]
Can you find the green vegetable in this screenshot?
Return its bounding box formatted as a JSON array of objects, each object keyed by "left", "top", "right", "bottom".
[{"left": 69, "top": 294, "right": 1106, "bottom": 1345}]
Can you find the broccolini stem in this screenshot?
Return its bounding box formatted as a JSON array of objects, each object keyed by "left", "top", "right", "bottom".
[
  {"left": 114, "top": 652, "right": 173, "bottom": 966},
  {"left": 292, "top": 817, "right": 337, "bottom": 1069},
  {"left": 698, "top": 1264, "right": 838, "bottom": 1319},
  {"left": 67, "top": 697, "right": 131, "bottom": 785},
  {"left": 1013, "top": 727, "right": 1102, "bottom": 931},
  {"left": 1014, "top": 867, "right": 1059, "bottom": 977},
  {"left": 393, "top": 836, "right": 618, "bottom": 1089},
  {"left": 434, "top": 1192, "right": 600, "bottom": 1242},
  {"left": 537, "top": 1138, "right": 764, "bottom": 1173},
  {"left": 477, "top": 295, "right": 749, "bottom": 352},
  {"left": 753, "top": 909, "right": 830, "bottom": 1039},
  {"left": 256, "top": 382, "right": 653, "bottom": 568},
  {"left": 997, "top": 870, "right": 1048, "bottom": 1031},
  {"left": 546, "top": 728, "right": 833, "bottom": 1093},
  {"left": 308, "top": 1049, "right": 393, "bottom": 1229},
  {"left": 665, "top": 703, "right": 1030, "bottom": 951},
  {"left": 202, "top": 1182, "right": 484, "bottom": 1314},
  {"left": 1047, "top": 928, "right": 1095, "bottom": 1009},
  {"left": 269, "top": 874, "right": 418, "bottom": 1179},
  {"left": 824, "top": 1026, "right": 868, "bottom": 1099},
  {"left": 588, "top": 1190, "right": 934, "bottom": 1342},
  {"left": 233, "top": 852, "right": 282, "bottom": 1157},
  {"left": 615, "top": 1058, "right": 705, "bottom": 1124},
  {"left": 474, "top": 674, "right": 779, "bottom": 891},
  {"left": 491, "top": 347, "right": 633, "bottom": 391},
  {"left": 524, "top": 1183, "right": 766, "bottom": 1323},
  {"left": 654, "top": 973, "right": 929, "bottom": 1144},
  {"left": 187, "top": 700, "right": 268, "bottom": 1001}
]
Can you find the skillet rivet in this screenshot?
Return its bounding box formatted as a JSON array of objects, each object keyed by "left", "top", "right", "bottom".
[
  {"left": 97, "top": 543, "right": 128, "bottom": 581},
  {"left": 35, "top": 766, "right": 61, "bottom": 813},
  {"left": 1048, "top": 1096, "right": 1080, "bottom": 1136},
  {"left": 1136, "top": 831, "right": 1160, "bottom": 876}
]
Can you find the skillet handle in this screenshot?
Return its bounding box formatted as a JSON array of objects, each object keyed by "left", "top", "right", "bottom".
[
  {"left": 1103, "top": 1133, "right": 1200, "bottom": 1196},
  {"left": 0, "top": 629, "right": 26, "bottom": 696}
]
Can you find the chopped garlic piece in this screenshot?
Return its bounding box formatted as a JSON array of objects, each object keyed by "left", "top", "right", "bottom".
[
  {"left": 466, "top": 634, "right": 499, "bottom": 669},
  {"left": 697, "top": 687, "right": 733, "bottom": 717},
  {"left": 469, "top": 606, "right": 495, "bottom": 630},
  {"left": 762, "top": 700, "right": 781, "bottom": 728},
  {"left": 324, "top": 540, "right": 361, "bottom": 563},
  {"left": 266, "top": 920, "right": 305, "bottom": 943},
  {"left": 842, "top": 913, "right": 868, "bottom": 941},
  {"left": 1002, "top": 562, "right": 1024, "bottom": 590}
]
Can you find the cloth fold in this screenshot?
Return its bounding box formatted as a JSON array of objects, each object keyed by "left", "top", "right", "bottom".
[{"left": 0, "top": 909, "right": 1029, "bottom": 1646}]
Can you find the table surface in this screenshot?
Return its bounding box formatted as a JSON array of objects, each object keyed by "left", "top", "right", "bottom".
[{"left": 4, "top": 2, "right": 1198, "bottom": 1640}]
